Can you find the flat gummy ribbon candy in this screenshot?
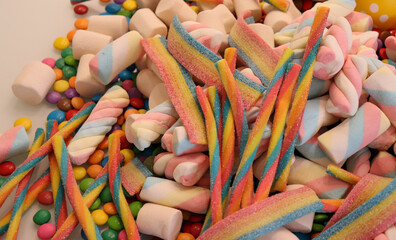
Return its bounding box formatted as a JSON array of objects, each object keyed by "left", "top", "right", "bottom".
[
  {"left": 273, "top": 6, "right": 330, "bottom": 192},
  {"left": 141, "top": 37, "right": 207, "bottom": 145},
  {"left": 120, "top": 157, "right": 152, "bottom": 197},
  {"left": 314, "top": 174, "right": 396, "bottom": 240},
  {"left": 197, "top": 186, "right": 323, "bottom": 240},
  {"left": 167, "top": 15, "right": 266, "bottom": 110}
]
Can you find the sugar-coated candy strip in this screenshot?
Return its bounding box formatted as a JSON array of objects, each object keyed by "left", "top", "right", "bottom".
[
  {"left": 207, "top": 85, "right": 222, "bottom": 148},
  {"left": 314, "top": 175, "right": 396, "bottom": 240},
  {"left": 120, "top": 157, "right": 152, "bottom": 196},
  {"left": 52, "top": 136, "right": 102, "bottom": 240},
  {"left": 68, "top": 86, "right": 129, "bottom": 165},
  {"left": 197, "top": 186, "right": 323, "bottom": 240},
  {"left": 167, "top": 16, "right": 266, "bottom": 110},
  {"left": 326, "top": 164, "right": 361, "bottom": 185},
  {"left": 0, "top": 102, "right": 95, "bottom": 208},
  {"left": 229, "top": 12, "right": 280, "bottom": 86},
  {"left": 225, "top": 48, "right": 293, "bottom": 216},
  {"left": 193, "top": 0, "right": 223, "bottom": 3},
  {"left": 196, "top": 86, "right": 223, "bottom": 224},
  {"left": 46, "top": 120, "right": 68, "bottom": 229},
  {"left": 6, "top": 128, "right": 45, "bottom": 240},
  {"left": 318, "top": 199, "right": 344, "bottom": 213},
  {"left": 263, "top": 0, "right": 290, "bottom": 12},
  {"left": 0, "top": 125, "right": 29, "bottom": 163},
  {"left": 141, "top": 37, "right": 207, "bottom": 145},
  {"left": 254, "top": 63, "right": 301, "bottom": 202},
  {"left": 0, "top": 169, "right": 50, "bottom": 235},
  {"left": 108, "top": 133, "right": 140, "bottom": 240},
  {"left": 52, "top": 166, "right": 108, "bottom": 240},
  {"left": 273, "top": 6, "right": 330, "bottom": 192}
]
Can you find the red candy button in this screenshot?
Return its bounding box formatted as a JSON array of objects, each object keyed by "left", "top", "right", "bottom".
[
  {"left": 130, "top": 98, "right": 144, "bottom": 109},
  {"left": 38, "top": 191, "right": 54, "bottom": 205},
  {"left": 66, "top": 109, "right": 79, "bottom": 120},
  {"left": 0, "top": 161, "right": 15, "bottom": 176},
  {"left": 74, "top": 4, "right": 88, "bottom": 15}
]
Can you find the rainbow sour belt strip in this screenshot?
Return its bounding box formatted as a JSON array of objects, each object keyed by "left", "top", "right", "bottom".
[
  {"left": 141, "top": 37, "right": 206, "bottom": 145},
  {"left": 326, "top": 164, "right": 362, "bottom": 185},
  {"left": 120, "top": 157, "right": 152, "bottom": 197},
  {"left": 273, "top": 6, "right": 330, "bottom": 192},
  {"left": 167, "top": 16, "right": 266, "bottom": 110},
  {"left": 314, "top": 175, "right": 396, "bottom": 240},
  {"left": 197, "top": 186, "right": 323, "bottom": 240},
  {"left": 108, "top": 133, "right": 140, "bottom": 240},
  {"left": 6, "top": 128, "right": 45, "bottom": 240},
  {"left": 263, "top": 0, "right": 290, "bottom": 12}
]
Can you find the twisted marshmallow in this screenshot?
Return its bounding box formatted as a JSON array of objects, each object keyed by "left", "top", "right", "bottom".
[{"left": 68, "top": 86, "right": 129, "bottom": 165}]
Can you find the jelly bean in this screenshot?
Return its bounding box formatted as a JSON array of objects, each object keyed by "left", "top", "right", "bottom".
[
  {"left": 117, "top": 115, "right": 125, "bottom": 125},
  {"left": 138, "top": 109, "right": 147, "bottom": 114},
  {"left": 190, "top": 5, "right": 199, "bottom": 14},
  {"left": 183, "top": 222, "right": 193, "bottom": 234},
  {"left": 58, "top": 120, "right": 68, "bottom": 129},
  {"left": 87, "top": 164, "right": 103, "bottom": 178},
  {"left": 314, "top": 213, "right": 329, "bottom": 223},
  {"left": 65, "top": 109, "right": 78, "bottom": 121},
  {"left": 111, "top": 125, "right": 122, "bottom": 133},
  {"left": 104, "top": 202, "right": 118, "bottom": 215},
  {"left": 114, "top": 0, "right": 126, "bottom": 4},
  {"left": 47, "top": 110, "right": 66, "bottom": 123},
  {"left": 124, "top": 108, "right": 138, "bottom": 119},
  {"left": 101, "top": 156, "right": 109, "bottom": 167},
  {"left": 391, "top": 29, "right": 396, "bottom": 36},
  {"left": 131, "top": 71, "right": 138, "bottom": 80},
  {"left": 177, "top": 233, "right": 196, "bottom": 240},
  {"left": 14, "top": 117, "right": 32, "bottom": 131},
  {"left": 37, "top": 223, "right": 56, "bottom": 240},
  {"left": 379, "top": 48, "right": 388, "bottom": 59},
  {"left": 119, "top": 70, "right": 132, "bottom": 81},
  {"left": 121, "top": 80, "right": 134, "bottom": 91},
  {"left": 380, "top": 30, "right": 391, "bottom": 43},
  {"left": 89, "top": 198, "right": 101, "bottom": 211},
  {"left": 0, "top": 177, "right": 6, "bottom": 187},
  {"left": 123, "top": 187, "right": 132, "bottom": 198},
  {"left": 377, "top": 38, "right": 383, "bottom": 50},
  {"left": 152, "top": 146, "right": 165, "bottom": 157},
  {"left": 107, "top": 215, "right": 124, "bottom": 231},
  {"left": 120, "top": 149, "right": 134, "bottom": 163},
  {"left": 144, "top": 99, "right": 149, "bottom": 109},
  {"left": 91, "top": 94, "right": 103, "bottom": 103},
  {"left": 190, "top": 223, "right": 203, "bottom": 238},
  {"left": 100, "top": 0, "right": 111, "bottom": 2},
  {"left": 118, "top": 230, "right": 127, "bottom": 240},
  {"left": 130, "top": 97, "right": 144, "bottom": 109},
  {"left": 105, "top": 3, "right": 121, "bottom": 14},
  {"left": 57, "top": 98, "right": 73, "bottom": 112},
  {"left": 64, "top": 55, "right": 79, "bottom": 67},
  {"left": 33, "top": 209, "right": 51, "bottom": 225},
  {"left": 128, "top": 201, "right": 143, "bottom": 218},
  {"left": 71, "top": 97, "right": 85, "bottom": 110},
  {"left": 189, "top": 214, "right": 205, "bottom": 223},
  {"left": 122, "top": 0, "right": 137, "bottom": 11},
  {"left": 74, "top": 4, "right": 88, "bottom": 15},
  {"left": 127, "top": 87, "right": 142, "bottom": 99},
  {"left": 312, "top": 223, "right": 325, "bottom": 233},
  {"left": 0, "top": 161, "right": 16, "bottom": 176},
  {"left": 37, "top": 191, "right": 54, "bottom": 205},
  {"left": 63, "top": 65, "right": 77, "bottom": 78},
  {"left": 80, "top": 177, "right": 94, "bottom": 192},
  {"left": 100, "top": 186, "right": 113, "bottom": 203},
  {"left": 97, "top": 136, "right": 109, "bottom": 150},
  {"left": 92, "top": 209, "right": 109, "bottom": 225},
  {"left": 46, "top": 91, "right": 62, "bottom": 104},
  {"left": 42, "top": 58, "right": 56, "bottom": 68},
  {"left": 120, "top": 135, "right": 131, "bottom": 150},
  {"left": 88, "top": 150, "right": 105, "bottom": 164},
  {"left": 183, "top": 211, "right": 191, "bottom": 221},
  {"left": 53, "top": 80, "right": 70, "bottom": 93},
  {"left": 69, "top": 76, "right": 76, "bottom": 88},
  {"left": 117, "top": 10, "right": 132, "bottom": 19},
  {"left": 61, "top": 48, "right": 73, "bottom": 58},
  {"left": 54, "top": 68, "right": 63, "bottom": 80},
  {"left": 67, "top": 29, "right": 77, "bottom": 42},
  {"left": 53, "top": 37, "right": 70, "bottom": 50},
  {"left": 55, "top": 58, "right": 65, "bottom": 69},
  {"left": 101, "top": 229, "right": 118, "bottom": 240},
  {"left": 74, "top": 18, "right": 89, "bottom": 29},
  {"left": 64, "top": 88, "right": 79, "bottom": 99}
]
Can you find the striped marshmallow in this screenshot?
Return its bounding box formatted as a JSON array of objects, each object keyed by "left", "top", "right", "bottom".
[{"left": 370, "top": 151, "right": 396, "bottom": 178}]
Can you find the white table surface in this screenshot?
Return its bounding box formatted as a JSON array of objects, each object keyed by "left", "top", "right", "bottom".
[{"left": 0, "top": 1, "right": 99, "bottom": 239}]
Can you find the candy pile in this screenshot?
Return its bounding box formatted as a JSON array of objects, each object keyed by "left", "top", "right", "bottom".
[{"left": 1, "top": 0, "right": 396, "bottom": 239}]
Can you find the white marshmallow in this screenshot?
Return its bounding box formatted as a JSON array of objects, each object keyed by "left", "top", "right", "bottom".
[
  {"left": 385, "top": 225, "right": 396, "bottom": 239},
  {"left": 197, "top": 0, "right": 234, "bottom": 13},
  {"left": 87, "top": 15, "right": 128, "bottom": 39},
  {"left": 136, "top": 69, "right": 163, "bottom": 97},
  {"left": 136, "top": 203, "right": 183, "bottom": 240},
  {"left": 155, "top": 0, "right": 197, "bottom": 26},
  {"left": 257, "top": 227, "right": 299, "bottom": 240},
  {"left": 284, "top": 184, "right": 315, "bottom": 233},
  {"left": 264, "top": 10, "right": 293, "bottom": 33},
  {"left": 249, "top": 23, "right": 275, "bottom": 48},
  {"left": 129, "top": 8, "right": 167, "bottom": 38},
  {"left": 135, "top": 54, "right": 147, "bottom": 70},
  {"left": 210, "top": 4, "right": 236, "bottom": 33},
  {"left": 75, "top": 54, "right": 106, "bottom": 98},
  {"left": 149, "top": 83, "right": 170, "bottom": 110},
  {"left": 136, "top": 0, "right": 160, "bottom": 11},
  {"left": 234, "top": 0, "right": 262, "bottom": 22},
  {"left": 12, "top": 61, "right": 56, "bottom": 105},
  {"left": 72, "top": 30, "right": 113, "bottom": 60}
]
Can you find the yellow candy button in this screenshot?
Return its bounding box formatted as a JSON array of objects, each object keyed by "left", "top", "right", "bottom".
[
  {"left": 53, "top": 37, "right": 70, "bottom": 50},
  {"left": 53, "top": 80, "right": 70, "bottom": 93},
  {"left": 14, "top": 117, "right": 32, "bottom": 131},
  {"left": 91, "top": 209, "right": 109, "bottom": 226}
]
